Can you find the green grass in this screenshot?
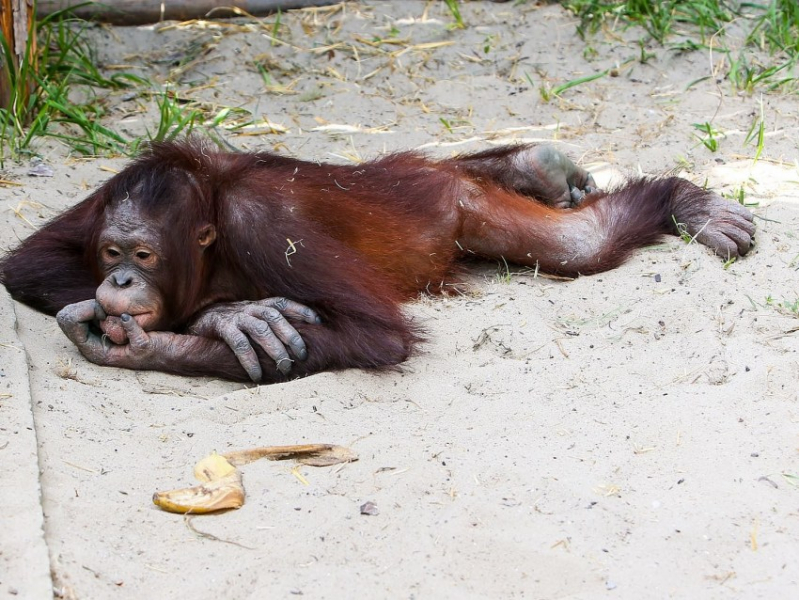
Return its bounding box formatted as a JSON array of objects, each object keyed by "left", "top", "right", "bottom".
[
  {"left": 743, "top": 100, "right": 766, "bottom": 162},
  {"left": 563, "top": 1, "right": 799, "bottom": 93},
  {"left": 270, "top": 9, "right": 283, "bottom": 45},
  {"left": 746, "top": 0, "right": 799, "bottom": 56},
  {"left": 564, "top": 0, "right": 736, "bottom": 44},
  {"left": 671, "top": 215, "right": 694, "bottom": 245},
  {"left": 0, "top": 8, "right": 146, "bottom": 161},
  {"left": 763, "top": 295, "right": 799, "bottom": 316},
  {"left": 692, "top": 121, "right": 722, "bottom": 152},
  {"left": 443, "top": 0, "right": 466, "bottom": 29},
  {"left": 0, "top": 26, "right": 40, "bottom": 160},
  {"left": 146, "top": 89, "right": 203, "bottom": 144},
  {"left": 728, "top": 51, "right": 793, "bottom": 93},
  {"left": 0, "top": 9, "right": 245, "bottom": 161},
  {"left": 537, "top": 69, "right": 609, "bottom": 101},
  {"left": 565, "top": 0, "right": 799, "bottom": 59},
  {"left": 724, "top": 186, "right": 747, "bottom": 205},
  {"left": 496, "top": 257, "right": 512, "bottom": 284}
]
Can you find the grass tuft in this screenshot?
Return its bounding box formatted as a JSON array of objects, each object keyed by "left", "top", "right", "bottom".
[
  {"left": 443, "top": 0, "right": 466, "bottom": 30},
  {"left": 1, "top": 8, "right": 145, "bottom": 160},
  {"left": 564, "top": 0, "right": 799, "bottom": 94}
]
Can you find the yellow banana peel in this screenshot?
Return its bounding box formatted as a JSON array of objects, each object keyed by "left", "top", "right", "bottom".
[
  {"left": 153, "top": 444, "right": 357, "bottom": 515},
  {"left": 153, "top": 453, "right": 244, "bottom": 514}
]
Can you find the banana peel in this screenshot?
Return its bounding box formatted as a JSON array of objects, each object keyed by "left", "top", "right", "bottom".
[
  {"left": 153, "top": 444, "right": 357, "bottom": 514},
  {"left": 153, "top": 453, "right": 243, "bottom": 514},
  {"left": 225, "top": 443, "right": 358, "bottom": 467}
]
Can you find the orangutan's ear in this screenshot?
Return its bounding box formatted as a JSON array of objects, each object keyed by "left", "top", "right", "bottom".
[{"left": 198, "top": 224, "right": 217, "bottom": 249}]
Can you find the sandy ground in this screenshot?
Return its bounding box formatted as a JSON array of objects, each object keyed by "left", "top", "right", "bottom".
[{"left": 1, "top": 2, "right": 799, "bottom": 598}]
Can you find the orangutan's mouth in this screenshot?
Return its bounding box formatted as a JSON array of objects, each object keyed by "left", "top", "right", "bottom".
[{"left": 99, "top": 313, "right": 152, "bottom": 345}]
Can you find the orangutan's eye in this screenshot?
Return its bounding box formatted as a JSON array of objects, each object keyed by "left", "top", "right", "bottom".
[{"left": 136, "top": 250, "right": 152, "bottom": 260}]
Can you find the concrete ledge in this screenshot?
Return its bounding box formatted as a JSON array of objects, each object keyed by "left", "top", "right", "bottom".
[{"left": 0, "top": 290, "right": 53, "bottom": 598}]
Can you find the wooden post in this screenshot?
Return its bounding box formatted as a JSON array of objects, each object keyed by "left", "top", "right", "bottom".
[
  {"left": 0, "top": 0, "right": 36, "bottom": 111},
  {"left": 37, "top": 0, "right": 336, "bottom": 25}
]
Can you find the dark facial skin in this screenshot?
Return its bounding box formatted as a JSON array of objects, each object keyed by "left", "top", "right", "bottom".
[{"left": 94, "top": 202, "right": 167, "bottom": 343}]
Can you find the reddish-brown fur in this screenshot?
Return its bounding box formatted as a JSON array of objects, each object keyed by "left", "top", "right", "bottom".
[{"left": 0, "top": 139, "right": 754, "bottom": 382}]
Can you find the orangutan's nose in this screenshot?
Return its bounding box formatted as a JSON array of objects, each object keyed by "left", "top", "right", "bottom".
[{"left": 112, "top": 270, "right": 134, "bottom": 288}]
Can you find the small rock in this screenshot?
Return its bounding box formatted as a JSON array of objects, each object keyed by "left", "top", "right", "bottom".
[
  {"left": 360, "top": 501, "right": 379, "bottom": 516},
  {"left": 28, "top": 159, "right": 54, "bottom": 177}
]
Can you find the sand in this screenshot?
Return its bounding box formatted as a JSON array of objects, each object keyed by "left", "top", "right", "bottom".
[{"left": 1, "top": 2, "right": 798, "bottom": 598}]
